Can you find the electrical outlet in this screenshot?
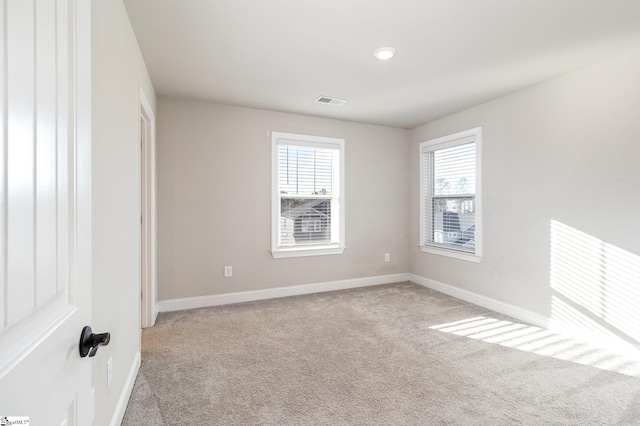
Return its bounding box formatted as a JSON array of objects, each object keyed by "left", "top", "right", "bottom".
[
  {"left": 384, "top": 253, "right": 390, "bottom": 262},
  {"left": 107, "top": 357, "right": 113, "bottom": 388},
  {"left": 224, "top": 266, "right": 232, "bottom": 277}
]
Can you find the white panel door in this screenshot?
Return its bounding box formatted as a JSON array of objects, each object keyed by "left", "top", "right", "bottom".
[{"left": 0, "top": 0, "right": 93, "bottom": 424}]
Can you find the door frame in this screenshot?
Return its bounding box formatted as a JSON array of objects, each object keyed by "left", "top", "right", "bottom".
[{"left": 139, "top": 88, "right": 157, "bottom": 328}]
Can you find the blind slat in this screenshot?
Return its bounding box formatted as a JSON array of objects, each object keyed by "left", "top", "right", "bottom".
[{"left": 278, "top": 145, "right": 336, "bottom": 196}]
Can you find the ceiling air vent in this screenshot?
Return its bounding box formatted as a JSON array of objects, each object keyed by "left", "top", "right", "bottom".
[{"left": 316, "top": 96, "right": 347, "bottom": 106}]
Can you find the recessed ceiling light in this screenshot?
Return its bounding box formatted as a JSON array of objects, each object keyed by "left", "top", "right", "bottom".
[{"left": 373, "top": 46, "right": 396, "bottom": 61}]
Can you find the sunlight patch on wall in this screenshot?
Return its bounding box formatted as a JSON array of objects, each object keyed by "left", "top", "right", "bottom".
[
  {"left": 430, "top": 316, "right": 640, "bottom": 377},
  {"left": 549, "top": 220, "right": 640, "bottom": 357}
]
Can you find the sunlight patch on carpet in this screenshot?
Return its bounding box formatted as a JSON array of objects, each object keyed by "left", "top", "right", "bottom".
[{"left": 430, "top": 316, "right": 640, "bottom": 377}]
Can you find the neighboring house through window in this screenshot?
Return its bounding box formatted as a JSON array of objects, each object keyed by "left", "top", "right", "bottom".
[
  {"left": 271, "top": 132, "right": 345, "bottom": 258},
  {"left": 420, "top": 127, "right": 482, "bottom": 262}
]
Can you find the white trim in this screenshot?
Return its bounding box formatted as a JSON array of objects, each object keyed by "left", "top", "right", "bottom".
[
  {"left": 420, "top": 134, "right": 476, "bottom": 152},
  {"left": 156, "top": 271, "right": 640, "bottom": 358},
  {"left": 138, "top": 87, "right": 155, "bottom": 123},
  {"left": 271, "top": 246, "right": 345, "bottom": 258},
  {"left": 409, "top": 273, "right": 640, "bottom": 358},
  {"left": 158, "top": 273, "right": 410, "bottom": 312},
  {"left": 408, "top": 273, "right": 549, "bottom": 329},
  {"left": 418, "top": 245, "right": 482, "bottom": 263},
  {"left": 139, "top": 87, "right": 157, "bottom": 328},
  {"left": 109, "top": 351, "right": 141, "bottom": 426},
  {"left": 276, "top": 138, "right": 341, "bottom": 150},
  {"left": 475, "top": 130, "right": 483, "bottom": 257}
]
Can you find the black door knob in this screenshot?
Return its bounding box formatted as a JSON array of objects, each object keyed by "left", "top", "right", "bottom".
[{"left": 79, "top": 326, "right": 111, "bottom": 358}]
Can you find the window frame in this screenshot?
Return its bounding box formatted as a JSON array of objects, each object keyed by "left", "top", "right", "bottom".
[
  {"left": 271, "top": 131, "right": 345, "bottom": 259},
  {"left": 419, "top": 127, "right": 483, "bottom": 263}
]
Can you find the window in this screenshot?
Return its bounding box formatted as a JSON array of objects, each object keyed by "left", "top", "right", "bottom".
[
  {"left": 420, "top": 127, "right": 482, "bottom": 262},
  {"left": 271, "top": 132, "right": 345, "bottom": 258}
]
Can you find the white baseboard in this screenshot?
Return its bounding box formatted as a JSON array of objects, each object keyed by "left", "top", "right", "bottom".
[
  {"left": 155, "top": 270, "right": 638, "bottom": 357},
  {"left": 408, "top": 273, "right": 549, "bottom": 329},
  {"left": 110, "top": 351, "right": 141, "bottom": 426},
  {"left": 158, "top": 273, "right": 411, "bottom": 313},
  {"left": 409, "top": 273, "right": 640, "bottom": 358}
]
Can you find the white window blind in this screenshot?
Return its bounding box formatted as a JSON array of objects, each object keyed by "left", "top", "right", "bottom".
[
  {"left": 278, "top": 145, "right": 335, "bottom": 197},
  {"left": 272, "top": 132, "right": 345, "bottom": 258},
  {"left": 420, "top": 128, "right": 482, "bottom": 260}
]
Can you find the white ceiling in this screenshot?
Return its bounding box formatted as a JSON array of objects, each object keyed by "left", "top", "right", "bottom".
[{"left": 123, "top": 0, "right": 640, "bottom": 129}]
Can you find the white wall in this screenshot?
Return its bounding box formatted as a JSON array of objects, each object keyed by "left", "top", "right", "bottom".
[
  {"left": 157, "top": 98, "right": 409, "bottom": 301},
  {"left": 92, "top": 1, "right": 156, "bottom": 424},
  {"left": 410, "top": 49, "right": 640, "bottom": 350}
]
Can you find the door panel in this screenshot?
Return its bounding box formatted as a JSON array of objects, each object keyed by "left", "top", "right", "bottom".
[
  {"left": 0, "top": 0, "right": 92, "bottom": 423},
  {"left": 35, "top": 0, "right": 58, "bottom": 307},
  {"left": 6, "top": 0, "right": 36, "bottom": 325}
]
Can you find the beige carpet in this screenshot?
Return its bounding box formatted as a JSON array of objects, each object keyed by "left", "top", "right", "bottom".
[{"left": 122, "top": 282, "right": 640, "bottom": 425}]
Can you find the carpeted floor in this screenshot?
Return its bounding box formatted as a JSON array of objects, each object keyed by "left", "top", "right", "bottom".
[{"left": 122, "top": 282, "right": 640, "bottom": 425}]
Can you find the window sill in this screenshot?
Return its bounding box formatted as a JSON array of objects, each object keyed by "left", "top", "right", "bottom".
[
  {"left": 271, "top": 246, "right": 345, "bottom": 259},
  {"left": 419, "top": 245, "right": 482, "bottom": 263}
]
